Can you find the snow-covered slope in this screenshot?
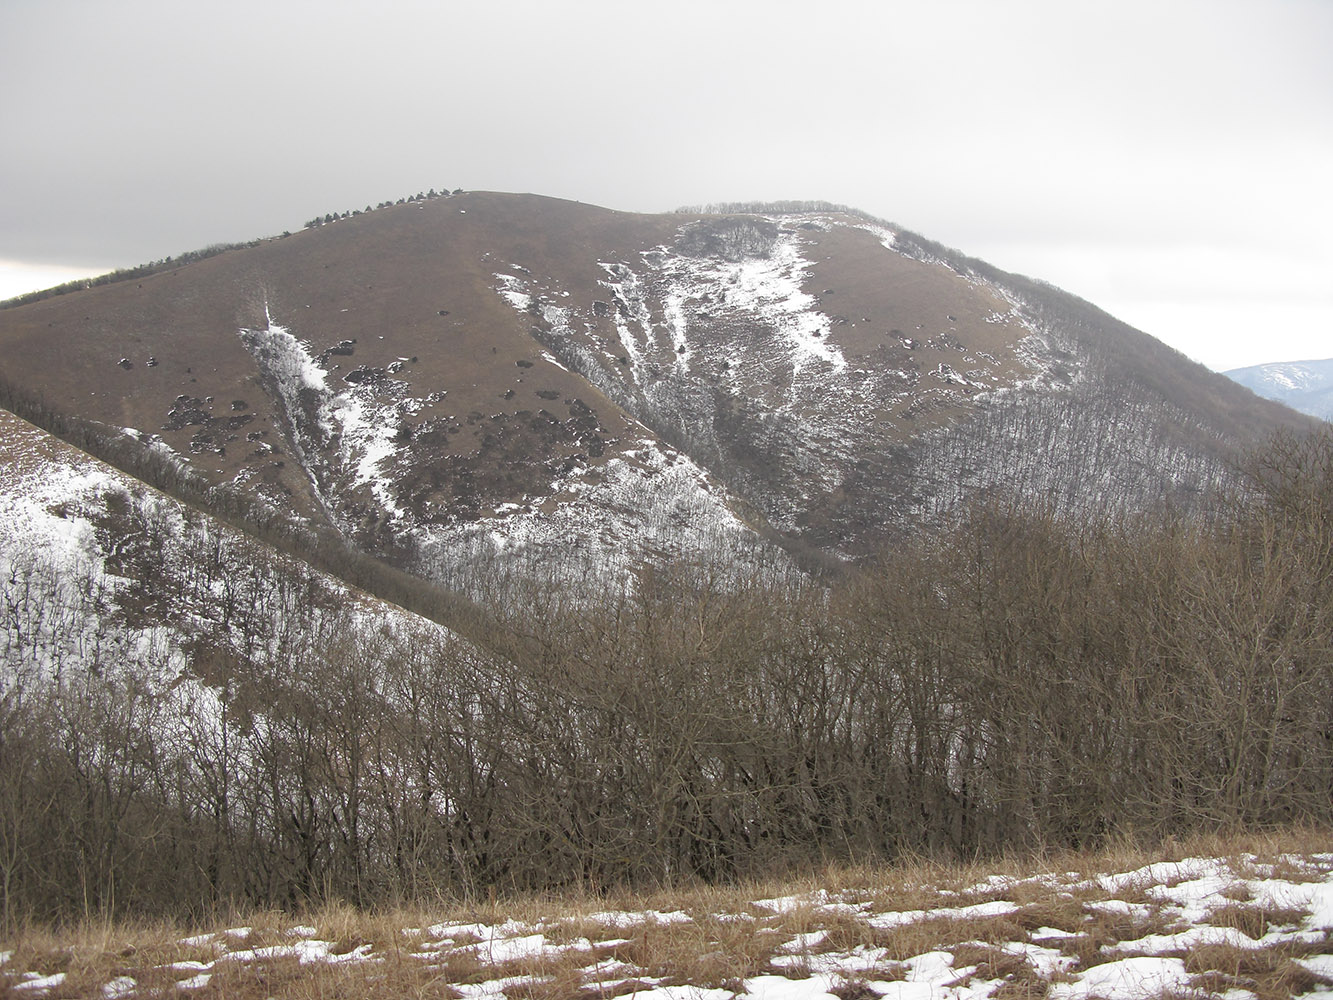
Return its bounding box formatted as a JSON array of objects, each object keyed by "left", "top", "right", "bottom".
[
  {"left": 0, "top": 407, "right": 455, "bottom": 693},
  {"left": 1226, "top": 358, "right": 1333, "bottom": 421},
  {"left": 494, "top": 212, "right": 1048, "bottom": 544}
]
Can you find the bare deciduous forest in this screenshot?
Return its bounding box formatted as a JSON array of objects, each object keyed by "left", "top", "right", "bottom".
[{"left": 3, "top": 425, "right": 1332, "bottom": 928}]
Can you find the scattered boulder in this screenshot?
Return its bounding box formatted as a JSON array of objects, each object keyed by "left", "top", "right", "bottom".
[{"left": 343, "top": 366, "right": 385, "bottom": 385}]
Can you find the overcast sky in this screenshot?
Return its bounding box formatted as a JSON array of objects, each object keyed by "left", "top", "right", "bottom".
[{"left": 2, "top": 0, "right": 1329, "bottom": 371}]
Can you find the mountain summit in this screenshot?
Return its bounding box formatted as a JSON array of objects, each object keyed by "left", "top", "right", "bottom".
[{"left": 5, "top": 193, "right": 1332, "bottom": 919}]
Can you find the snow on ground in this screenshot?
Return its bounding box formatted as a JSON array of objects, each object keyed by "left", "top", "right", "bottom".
[
  {"left": 0, "top": 407, "right": 454, "bottom": 700},
  {"left": 414, "top": 430, "right": 784, "bottom": 599},
  {"left": 853, "top": 220, "right": 899, "bottom": 251},
  {"left": 659, "top": 226, "right": 848, "bottom": 377},
  {"left": 237, "top": 304, "right": 419, "bottom": 525},
  {"left": 5, "top": 852, "right": 1331, "bottom": 998},
  {"left": 1249, "top": 363, "right": 1327, "bottom": 394},
  {"left": 0, "top": 410, "right": 188, "bottom": 682}
]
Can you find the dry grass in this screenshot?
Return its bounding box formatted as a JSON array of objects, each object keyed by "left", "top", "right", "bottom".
[
  {"left": 947, "top": 943, "right": 1038, "bottom": 983},
  {"left": 1207, "top": 900, "right": 1310, "bottom": 939},
  {"left": 0, "top": 918, "right": 217, "bottom": 1000},
  {"left": 1057, "top": 903, "right": 1181, "bottom": 970},
  {"left": 827, "top": 985, "right": 881, "bottom": 1000},
  {"left": 3, "top": 828, "right": 1331, "bottom": 999},
  {"left": 603, "top": 913, "right": 784, "bottom": 991},
  {"left": 1009, "top": 896, "right": 1088, "bottom": 935},
  {"left": 1184, "top": 942, "right": 1333, "bottom": 1000}
]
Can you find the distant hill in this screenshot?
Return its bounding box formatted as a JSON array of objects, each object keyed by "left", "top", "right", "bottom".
[{"left": 1225, "top": 357, "right": 1333, "bottom": 421}]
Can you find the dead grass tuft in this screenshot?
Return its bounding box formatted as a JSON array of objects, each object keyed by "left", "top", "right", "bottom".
[
  {"left": 947, "top": 943, "right": 1037, "bottom": 983},
  {"left": 574, "top": 913, "right": 779, "bottom": 992},
  {"left": 1058, "top": 903, "right": 1179, "bottom": 969},
  {"left": 1184, "top": 942, "right": 1333, "bottom": 1000},
  {"left": 1010, "top": 897, "right": 1088, "bottom": 935},
  {"left": 1208, "top": 901, "right": 1310, "bottom": 939},
  {"left": 580, "top": 979, "right": 660, "bottom": 1000},
  {"left": 804, "top": 911, "right": 884, "bottom": 954},
  {"left": 1218, "top": 881, "right": 1254, "bottom": 902},
  {"left": 860, "top": 911, "right": 1030, "bottom": 963},
  {"left": 991, "top": 978, "right": 1055, "bottom": 1000},
  {"left": 829, "top": 979, "right": 886, "bottom": 1000}
]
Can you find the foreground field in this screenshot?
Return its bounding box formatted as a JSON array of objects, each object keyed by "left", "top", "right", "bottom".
[{"left": 2, "top": 832, "right": 1332, "bottom": 999}]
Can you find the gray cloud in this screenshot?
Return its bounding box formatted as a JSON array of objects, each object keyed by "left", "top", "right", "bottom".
[{"left": 2, "top": 0, "right": 1330, "bottom": 369}]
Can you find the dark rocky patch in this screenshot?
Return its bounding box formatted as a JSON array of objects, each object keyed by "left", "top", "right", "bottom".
[
  {"left": 342, "top": 366, "right": 385, "bottom": 385},
  {"left": 164, "top": 395, "right": 215, "bottom": 431},
  {"left": 677, "top": 216, "right": 779, "bottom": 261}
]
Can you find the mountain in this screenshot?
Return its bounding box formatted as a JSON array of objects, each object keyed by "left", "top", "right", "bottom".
[
  {"left": 1225, "top": 357, "right": 1333, "bottom": 421},
  {"left": 0, "top": 191, "right": 1309, "bottom": 597}
]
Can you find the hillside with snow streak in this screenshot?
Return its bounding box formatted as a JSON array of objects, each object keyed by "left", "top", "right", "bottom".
[
  {"left": 0, "top": 407, "right": 450, "bottom": 687},
  {"left": 0, "top": 192, "right": 1304, "bottom": 594},
  {"left": 0, "top": 407, "right": 485, "bottom": 919}
]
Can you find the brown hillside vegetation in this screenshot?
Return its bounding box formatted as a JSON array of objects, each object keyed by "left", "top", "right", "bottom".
[{"left": 4, "top": 193, "right": 1332, "bottom": 955}]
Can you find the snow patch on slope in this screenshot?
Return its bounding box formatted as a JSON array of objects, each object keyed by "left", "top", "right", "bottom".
[
  {"left": 667, "top": 232, "right": 847, "bottom": 376},
  {"left": 851, "top": 220, "right": 898, "bottom": 251},
  {"left": 1, "top": 409, "right": 455, "bottom": 702},
  {"left": 329, "top": 391, "right": 404, "bottom": 518},
  {"left": 496, "top": 217, "right": 1040, "bottom": 536},
  {"left": 238, "top": 305, "right": 416, "bottom": 526}
]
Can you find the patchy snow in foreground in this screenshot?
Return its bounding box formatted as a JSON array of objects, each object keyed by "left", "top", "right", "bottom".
[{"left": 4, "top": 853, "right": 1332, "bottom": 998}]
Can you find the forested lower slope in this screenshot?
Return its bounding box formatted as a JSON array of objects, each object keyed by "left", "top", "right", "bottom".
[{"left": 5, "top": 399, "right": 1333, "bottom": 923}]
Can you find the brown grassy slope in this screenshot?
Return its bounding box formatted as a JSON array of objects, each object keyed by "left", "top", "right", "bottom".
[
  {"left": 891, "top": 227, "right": 1317, "bottom": 448},
  {"left": 0, "top": 194, "right": 1039, "bottom": 535},
  {"left": 0, "top": 194, "right": 666, "bottom": 525},
  {"left": 0, "top": 193, "right": 1312, "bottom": 554}
]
